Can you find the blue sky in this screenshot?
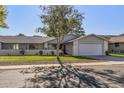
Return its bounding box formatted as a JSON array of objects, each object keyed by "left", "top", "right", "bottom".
[{"left": 1, "top": 5, "right": 124, "bottom": 36}]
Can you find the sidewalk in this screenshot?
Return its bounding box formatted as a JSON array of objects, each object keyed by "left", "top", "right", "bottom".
[{"left": 0, "top": 61, "right": 124, "bottom": 70}]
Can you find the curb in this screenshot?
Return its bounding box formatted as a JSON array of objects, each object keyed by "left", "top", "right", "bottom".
[{"left": 0, "top": 61, "right": 124, "bottom": 70}]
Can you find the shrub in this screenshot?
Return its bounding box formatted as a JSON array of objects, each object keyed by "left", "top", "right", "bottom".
[
  {"left": 20, "top": 50, "right": 25, "bottom": 55},
  {"left": 105, "top": 51, "right": 109, "bottom": 56},
  {"left": 59, "top": 51, "right": 64, "bottom": 56},
  {"left": 7, "top": 53, "right": 10, "bottom": 56},
  {"left": 39, "top": 50, "right": 43, "bottom": 55},
  {"left": 51, "top": 51, "right": 54, "bottom": 55}
]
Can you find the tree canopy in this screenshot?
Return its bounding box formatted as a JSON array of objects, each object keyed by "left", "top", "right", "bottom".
[
  {"left": 38, "top": 5, "right": 84, "bottom": 37},
  {"left": 37, "top": 5, "right": 85, "bottom": 64},
  {"left": 0, "top": 5, "right": 8, "bottom": 28}
]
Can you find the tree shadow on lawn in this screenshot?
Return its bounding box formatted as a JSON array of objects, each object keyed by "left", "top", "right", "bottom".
[{"left": 21, "top": 65, "right": 124, "bottom": 88}]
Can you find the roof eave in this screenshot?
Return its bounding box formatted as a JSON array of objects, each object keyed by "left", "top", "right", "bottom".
[{"left": 68, "top": 34, "right": 108, "bottom": 42}]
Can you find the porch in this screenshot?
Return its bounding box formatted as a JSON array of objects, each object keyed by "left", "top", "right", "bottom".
[
  {"left": 0, "top": 49, "right": 62, "bottom": 56},
  {"left": 0, "top": 43, "right": 62, "bottom": 56}
]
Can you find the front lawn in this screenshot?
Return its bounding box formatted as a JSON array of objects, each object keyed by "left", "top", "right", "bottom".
[
  {"left": 110, "top": 53, "right": 124, "bottom": 57},
  {"left": 0, "top": 56, "right": 93, "bottom": 63}
]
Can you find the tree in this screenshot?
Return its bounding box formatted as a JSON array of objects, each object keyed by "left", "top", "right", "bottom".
[
  {"left": 0, "top": 5, "right": 8, "bottom": 28},
  {"left": 37, "top": 5, "right": 84, "bottom": 66}
]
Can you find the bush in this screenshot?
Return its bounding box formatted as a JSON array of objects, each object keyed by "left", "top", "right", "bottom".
[
  {"left": 51, "top": 51, "right": 54, "bottom": 55},
  {"left": 20, "top": 50, "right": 25, "bottom": 55},
  {"left": 105, "top": 51, "right": 109, "bottom": 56},
  {"left": 39, "top": 50, "right": 43, "bottom": 55}
]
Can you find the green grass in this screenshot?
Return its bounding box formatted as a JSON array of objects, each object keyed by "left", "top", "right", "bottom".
[
  {"left": 110, "top": 53, "right": 124, "bottom": 57},
  {"left": 0, "top": 56, "right": 92, "bottom": 62}
]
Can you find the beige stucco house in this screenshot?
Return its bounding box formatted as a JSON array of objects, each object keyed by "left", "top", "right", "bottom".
[
  {"left": 0, "top": 34, "right": 109, "bottom": 56},
  {"left": 1, "top": 33, "right": 124, "bottom": 56}
]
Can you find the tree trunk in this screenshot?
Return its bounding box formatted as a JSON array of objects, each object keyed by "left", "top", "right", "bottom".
[{"left": 56, "top": 38, "right": 64, "bottom": 68}]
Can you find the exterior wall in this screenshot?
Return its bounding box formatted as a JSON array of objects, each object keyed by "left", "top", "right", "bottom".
[
  {"left": 78, "top": 36, "right": 104, "bottom": 44},
  {"left": 65, "top": 43, "right": 73, "bottom": 55},
  {"left": 109, "top": 43, "right": 124, "bottom": 52},
  {"left": 103, "top": 41, "right": 108, "bottom": 55},
  {"left": 13, "top": 44, "right": 19, "bottom": 50},
  {"left": 0, "top": 50, "right": 61, "bottom": 56},
  {"left": 48, "top": 44, "right": 57, "bottom": 50},
  {"left": 0, "top": 50, "right": 20, "bottom": 55},
  {"left": 1, "top": 43, "right": 44, "bottom": 50},
  {"left": 44, "top": 42, "right": 48, "bottom": 49},
  {"left": 0, "top": 43, "right": 1, "bottom": 49},
  {"left": 73, "top": 35, "right": 108, "bottom": 56},
  {"left": 73, "top": 40, "right": 79, "bottom": 56}
]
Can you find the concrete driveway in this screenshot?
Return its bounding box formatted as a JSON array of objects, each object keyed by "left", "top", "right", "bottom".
[{"left": 89, "top": 56, "right": 124, "bottom": 61}]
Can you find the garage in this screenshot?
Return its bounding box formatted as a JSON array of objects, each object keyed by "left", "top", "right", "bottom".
[
  {"left": 78, "top": 44, "right": 103, "bottom": 55},
  {"left": 72, "top": 34, "right": 108, "bottom": 56}
]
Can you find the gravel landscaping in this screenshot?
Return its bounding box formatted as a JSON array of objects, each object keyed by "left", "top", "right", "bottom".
[{"left": 0, "top": 64, "right": 124, "bottom": 88}]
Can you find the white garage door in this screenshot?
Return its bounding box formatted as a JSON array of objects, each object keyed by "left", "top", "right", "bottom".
[{"left": 79, "top": 44, "right": 103, "bottom": 55}]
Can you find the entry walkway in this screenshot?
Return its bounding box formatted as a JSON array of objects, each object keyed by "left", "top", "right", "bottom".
[{"left": 0, "top": 61, "right": 124, "bottom": 70}]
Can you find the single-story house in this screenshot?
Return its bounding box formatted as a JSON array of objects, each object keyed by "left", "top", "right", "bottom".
[
  {"left": 109, "top": 35, "right": 124, "bottom": 53},
  {"left": 0, "top": 34, "right": 109, "bottom": 56},
  {"left": 0, "top": 33, "right": 124, "bottom": 56}
]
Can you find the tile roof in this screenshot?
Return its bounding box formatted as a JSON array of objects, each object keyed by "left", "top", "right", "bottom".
[
  {"left": 1, "top": 34, "right": 123, "bottom": 44},
  {"left": 48, "top": 34, "right": 79, "bottom": 44},
  {"left": 0, "top": 36, "right": 55, "bottom": 43},
  {"left": 0, "top": 34, "right": 79, "bottom": 44},
  {"left": 109, "top": 36, "right": 124, "bottom": 43},
  {"left": 69, "top": 34, "right": 109, "bottom": 42},
  {"left": 97, "top": 35, "right": 124, "bottom": 43}
]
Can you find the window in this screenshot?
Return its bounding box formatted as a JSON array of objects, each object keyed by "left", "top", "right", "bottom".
[
  {"left": 48, "top": 44, "right": 57, "bottom": 49},
  {"left": 35, "top": 44, "right": 44, "bottom": 49},
  {"left": 29, "top": 44, "right": 35, "bottom": 49},
  {"left": 2, "top": 43, "right": 13, "bottom": 50},
  {"left": 114, "top": 43, "right": 119, "bottom": 47},
  {"left": 19, "top": 44, "right": 28, "bottom": 50}
]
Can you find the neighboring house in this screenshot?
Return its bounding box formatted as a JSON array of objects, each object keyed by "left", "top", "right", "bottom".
[
  {"left": 109, "top": 35, "right": 124, "bottom": 53},
  {"left": 0, "top": 33, "right": 123, "bottom": 56}
]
